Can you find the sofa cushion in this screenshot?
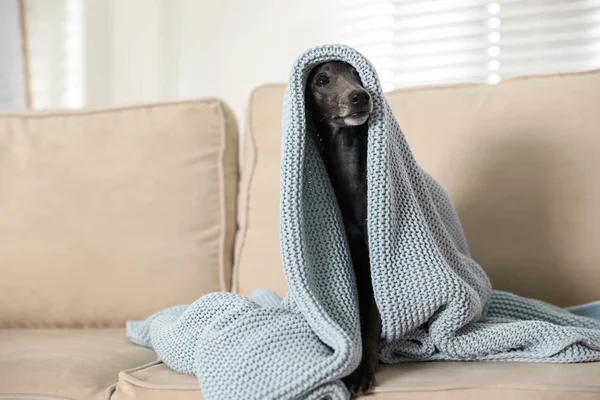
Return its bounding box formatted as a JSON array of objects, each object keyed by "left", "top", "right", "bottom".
[
  {"left": 110, "top": 360, "right": 600, "bottom": 400},
  {"left": 0, "top": 100, "right": 238, "bottom": 327},
  {"left": 111, "top": 361, "right": 200, "bottom": 400},
  {"left": 0, "top": 328, "right": 156, "bottom": 400},
  {"left": 234, "top": 70, "right": 600, "bottom": 307},
  {"left": 233, "top": 86, "right": 285, "bottom": 297}
]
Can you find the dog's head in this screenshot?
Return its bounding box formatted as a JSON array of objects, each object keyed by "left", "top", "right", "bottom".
[{"left": 305, "top": 61, "right": 372, "bottom": 129}]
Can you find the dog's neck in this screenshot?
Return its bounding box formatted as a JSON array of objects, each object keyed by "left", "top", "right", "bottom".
[
  {"left": 314, "top": 119, "right": 369, "bottom": 228},
  {"left": 316, "top": 121, "right": 368, "bottom": 154}
]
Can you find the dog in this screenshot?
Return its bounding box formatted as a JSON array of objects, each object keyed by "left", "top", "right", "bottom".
[{"left": 305, "top": 61, "right": 381, "bottom": 396}]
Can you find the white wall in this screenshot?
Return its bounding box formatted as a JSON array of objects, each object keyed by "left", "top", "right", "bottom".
[
  {"left": 83, "top": 0, "right": 340, "bottom": 122},
  {"left": 0, "top": 0, "right": 27, "bottom": 109}
]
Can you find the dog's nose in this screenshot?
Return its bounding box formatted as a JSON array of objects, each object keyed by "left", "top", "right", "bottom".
[{"left": 349, "top": 90, "right": 370, "bottom": 106}]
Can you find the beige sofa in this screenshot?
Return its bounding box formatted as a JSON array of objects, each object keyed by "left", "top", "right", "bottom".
[{"left": 1, "top": 69, "right": 599, "bottom": 400}]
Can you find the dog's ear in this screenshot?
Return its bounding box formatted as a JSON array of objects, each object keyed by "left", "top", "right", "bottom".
[
  {"left": 304, "top": 101, "right": 317, "bottom": 133},
  {"left": 302, "top": 86, "right": 320, "bottom": 142},
  {"left": 304, "top": 76, "right": 317, "bottom": 121}
]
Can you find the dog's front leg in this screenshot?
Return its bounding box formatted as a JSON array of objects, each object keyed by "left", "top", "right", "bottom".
[{"left": 342, "top": 225, "right": 381, "bottom": 397}]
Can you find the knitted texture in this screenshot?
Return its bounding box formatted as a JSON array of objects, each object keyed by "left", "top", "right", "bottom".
[{"left": 127, "top": 45, "right": 600, "bottom": 400}]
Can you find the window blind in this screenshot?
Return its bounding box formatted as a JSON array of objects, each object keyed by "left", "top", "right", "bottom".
[
  {"left": 24, "top": 0, "right": 85, "bottom": 109},
  {"left": 340, "top": 0, "right": 600, "bottom": 91}
]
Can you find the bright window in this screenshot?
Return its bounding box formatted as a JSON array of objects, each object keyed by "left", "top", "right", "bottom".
[{"left": 340, "top": 0, "right": 600, "bottom": 90}]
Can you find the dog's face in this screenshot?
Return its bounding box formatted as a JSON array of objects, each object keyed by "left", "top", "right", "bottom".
[{"left": 306, "top": 61, "right": 372, "bottom": 128}]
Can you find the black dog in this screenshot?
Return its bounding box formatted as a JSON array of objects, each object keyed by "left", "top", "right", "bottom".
[{"left": 305, "top": 61, "right": 381, "bottom": 396}]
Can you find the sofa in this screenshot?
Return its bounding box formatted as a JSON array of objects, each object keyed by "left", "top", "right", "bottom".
[{"left": 1, "top": 69, "right": 599, "bottom": 400}]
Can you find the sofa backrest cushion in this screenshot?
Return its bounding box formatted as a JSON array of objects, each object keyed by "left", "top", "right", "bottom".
[
  {"left": 0, "top": 99, "right": 238, "bottom": 327},
  {"left": 235, "top": 70, "right": 600, "bottom": 307}
]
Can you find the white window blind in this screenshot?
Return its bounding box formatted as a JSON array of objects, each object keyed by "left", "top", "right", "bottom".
[
  {"left": 340, "top": 0, "right": 600, "bottom": 91},
  {"left": 24, "top": 0, "right": 85, "bottom": 109}
]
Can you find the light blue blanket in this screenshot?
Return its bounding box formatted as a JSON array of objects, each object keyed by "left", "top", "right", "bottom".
[{"left": 127, "top": 45, "right": 600, "bottom": 400}]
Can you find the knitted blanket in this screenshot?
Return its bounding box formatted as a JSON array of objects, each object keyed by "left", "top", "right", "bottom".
[{"left": 127, "top": 45, "right": 600, "bottom": 400}]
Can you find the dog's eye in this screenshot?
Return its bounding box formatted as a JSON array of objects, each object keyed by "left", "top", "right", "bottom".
[{"left": 316, "top": 74, "right": 330, "bottom": 87}]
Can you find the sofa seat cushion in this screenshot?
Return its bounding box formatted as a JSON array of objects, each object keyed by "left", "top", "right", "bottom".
[
  {"left": 111, "top": 360, "right": 600, "bottom": 399},
  {"left": 112, "top": 361, "right": 200, "bottom": 400},
  {"left": 374, "top": 362, "right": 600, "bottom": 399},
  {"left": 0, "top": 328, "right": 156, "bottom": 400}
]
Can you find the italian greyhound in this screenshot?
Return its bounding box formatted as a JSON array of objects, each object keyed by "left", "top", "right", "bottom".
[{"left": 305, "top": 61, "right": 381, "bottom": 396}]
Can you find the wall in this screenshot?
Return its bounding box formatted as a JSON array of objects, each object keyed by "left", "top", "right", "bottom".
[
  {"left": 83, "top": 0, "right": 339, "bottom": 122},
  {"left": 0, "top": 0, "right": 27, "bottom": 110}
]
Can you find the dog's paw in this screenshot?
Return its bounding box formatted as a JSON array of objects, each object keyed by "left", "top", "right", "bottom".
[{"left": 343, "top": 368, "right": 376, "bottom": 397}]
